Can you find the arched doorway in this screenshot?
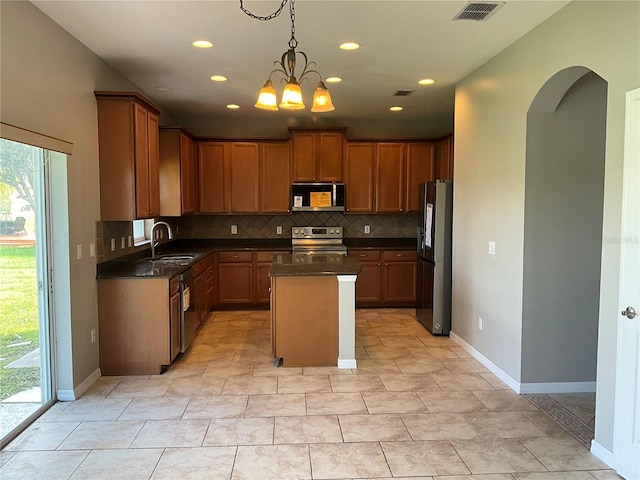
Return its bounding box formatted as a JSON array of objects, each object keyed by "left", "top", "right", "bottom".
[{"left": 521, "top": 67, "right": 607, "bottom": 439}]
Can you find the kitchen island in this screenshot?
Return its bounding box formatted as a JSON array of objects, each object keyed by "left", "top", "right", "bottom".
[{"left": 269, "top": 254, "right": 361, "bottom": 368}]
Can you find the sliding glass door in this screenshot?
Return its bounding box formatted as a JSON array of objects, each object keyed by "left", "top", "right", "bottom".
[{"left": 0, "top": 138, "right": 54, "bottom": 447}]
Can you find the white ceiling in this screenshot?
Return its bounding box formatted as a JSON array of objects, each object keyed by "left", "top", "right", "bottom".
[{"left": 32, "top": 0, "right": 570, "bottom": 135}]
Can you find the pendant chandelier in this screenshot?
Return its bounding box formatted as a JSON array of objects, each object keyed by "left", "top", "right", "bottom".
[{"left": 239, "top": 0, "right": 335, "bottom": 112}]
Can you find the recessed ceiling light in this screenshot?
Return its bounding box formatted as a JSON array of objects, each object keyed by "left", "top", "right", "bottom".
[
  {"left": 325, "top": 77, "right": 342, "bottom": 83},
  {"left": 210, "top": 75, "right": 228, "bottom": 82},
  {"left": 390, "top": 106, "right": 403, "bottom": 112},
  {"left": 193, "top": 40, "right": 213, "bottom": 48},
  {"left": 226, "top": 104, "right": 240, "bottom": 110},
  {"left": 419, "top": 78, "right": 436, "bottom": 85},
  {"left": 339, "top": 42, "right": 360, "bottom": 51}
]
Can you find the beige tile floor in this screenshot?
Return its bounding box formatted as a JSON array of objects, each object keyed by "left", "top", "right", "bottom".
[{"left": 0, "top": 308, "right": 620, "bottom": 479}]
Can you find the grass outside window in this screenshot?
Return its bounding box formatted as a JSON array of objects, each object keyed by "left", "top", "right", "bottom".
[{"left": 0, "top": 245, "right": 39, "bottom": 400}]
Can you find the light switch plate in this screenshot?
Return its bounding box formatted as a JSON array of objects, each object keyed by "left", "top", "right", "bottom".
[
  {"left": 110, "top": 238, "right": 116, "bottom": 252},
  {"left": 76, "top": 244, "right": 82, "bottom": 260},
  {"left": 89, "top": 243, "right": 95, "bottom": 258},
  {"left": 231, "top": 225, "right": 238, "bottom": 235},
  {"left": 364, "top": 225, "right": 370, "bottom": 234},
  {"left": 489, "top": 241, "right": 496, "bottom": 255}
]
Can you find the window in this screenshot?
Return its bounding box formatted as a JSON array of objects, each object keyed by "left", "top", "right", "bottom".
[{"left": 132, "top": 218, "right": 155, "bottom": 246}]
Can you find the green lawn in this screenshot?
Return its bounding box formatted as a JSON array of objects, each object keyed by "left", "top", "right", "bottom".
[{"left": 0, "top": 246, "right": 41, "bottom": 401}]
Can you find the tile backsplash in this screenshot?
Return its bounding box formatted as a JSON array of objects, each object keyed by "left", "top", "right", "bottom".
[
  {"left": 172, "top": 213, "right": 419, "bottom": 240},
  {"left": 97, "top": 213, "right": 418, "bottom": 263}
]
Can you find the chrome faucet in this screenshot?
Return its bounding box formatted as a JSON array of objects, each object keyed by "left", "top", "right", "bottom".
[{"left": 150, "top": 221, "right": 174, "bottom": 259}]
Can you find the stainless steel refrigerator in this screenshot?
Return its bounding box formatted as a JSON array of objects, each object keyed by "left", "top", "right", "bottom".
[{"left": 416, "top": 180, "right": 452, "bottom": 335}]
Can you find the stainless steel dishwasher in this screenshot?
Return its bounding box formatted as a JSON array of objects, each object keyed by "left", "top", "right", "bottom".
[{"left": 179, "top": 268, "right": 198, "bottom": 353}]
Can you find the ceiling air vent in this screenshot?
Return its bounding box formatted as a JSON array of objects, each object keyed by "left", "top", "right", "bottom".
[
  {"left": 393, "top": 90, "right": 415, "bottom": 97},
  {"left": 453, "top": 2, "right": 505, "bottom": 21}
]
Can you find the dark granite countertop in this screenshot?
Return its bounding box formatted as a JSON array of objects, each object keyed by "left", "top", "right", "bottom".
[
  {"left": 344, "top": 238, "right": 416, "bottom": 250},
  {"left": 97, "top": 237, "right": 412, "bottom": 279},
  {"left": 269, "top": 254, "right": 362, "bottom": 277}
]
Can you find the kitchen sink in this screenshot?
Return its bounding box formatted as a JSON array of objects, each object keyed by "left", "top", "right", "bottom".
[{"left": 137, "top": 254, "right": 196, "bottom": 266}]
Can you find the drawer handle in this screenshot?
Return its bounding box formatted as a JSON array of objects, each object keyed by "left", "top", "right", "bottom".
[
  {"left": 231, "top": 255, "right": 238, "bottom": 259},
  {"left": 359, "top": 254, "right": 367, "bottom": 257}
]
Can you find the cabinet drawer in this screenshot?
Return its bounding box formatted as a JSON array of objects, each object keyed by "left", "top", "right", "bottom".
[
  {"left": 382, "top": 250, "right": 416, "bottom": 261},
  {"left": 170, "top": 276, "right": 180, "bottom": 295},
  {"left": 193, "top": 255, "right": 214, "bottom": 276},
  {"left": 218, "top": 251, "right": 252, "bottom": 263},
  {"left": 255, "top": 251, "right": 285, "bottom": 262},
  {"left": 349, "top": 250, "right": 381, "bottom": 262}
]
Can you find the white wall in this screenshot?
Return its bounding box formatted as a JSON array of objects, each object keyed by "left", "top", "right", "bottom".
[
  {"left": 453, "top": 0, "right": 639, "bottom": 452},
  {"left": 0, "top": 1, "right": 168, "bottom": 395}
]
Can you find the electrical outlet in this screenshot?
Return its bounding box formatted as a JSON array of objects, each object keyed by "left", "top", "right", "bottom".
[
  {"left": 91, "top": 328, "right": 96, "bottom": 344},
  {"left": 478, "top": 316, "right": 484, "bottom": 331},
  {"left": 127, "top": 236, "right": 132, "bottom": 248},
  {"left": 121, "top": 237, "right": 126, "bottom": 249},
  {"left": 231, "top": 225, "right": 238, "bottom": 235},
  {"left": 176, "top": 226, "right": 180, "bottom": 235},
  {"left": 110, "top": 238, "right": 116, "bottom": 252},
  {"left": 76, "top": 244, "right": 83, "bottom": 260},
  {"left": 364, "top": 225, "right": 370, "bottom": 234},
  {"left": 89, "top": 243, "right": 95, "bottom": 258},
  {"left": 488, "top": 241, "right": 496, "bottom": 256},
  {"left": 277, "top": 226, "right": 282, "bottom": 235}
]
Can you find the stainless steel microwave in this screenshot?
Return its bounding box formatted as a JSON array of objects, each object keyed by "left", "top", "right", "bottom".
[{"left": 291, "top": 183, "right": 345, "bottom": 212}]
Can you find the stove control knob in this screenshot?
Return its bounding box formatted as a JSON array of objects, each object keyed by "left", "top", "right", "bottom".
[
  {"left": 293, "top": 229, "right": 298, "bottom": 234},
  {"left": 329, "top": 229, "right": 334, "bottom": 234}
]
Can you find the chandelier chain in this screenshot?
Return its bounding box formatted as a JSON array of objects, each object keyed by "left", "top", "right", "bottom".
[{"left": 239, "top": 0, "right": 289, "bottom": 22}]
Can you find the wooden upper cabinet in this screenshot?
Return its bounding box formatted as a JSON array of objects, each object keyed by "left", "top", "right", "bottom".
[
  {"left": 198, "top": 142, "right": 228, "bottom": 213},
  {"left": 229, "top": 142, "right": 260, "bottom": 213},
  {"left": 344, "top": 142, "right": 375, "bottom": 213},
  {"left": 96, "top": 92, "right": 162, "bottom": 221},
  {"left": 405, "top": 142, "right": 435, "bottom": 213},
  {"left": 159, "top": 128, "right": 197, "bottom": 216},
  {"left": 260, "top": 142, "right": 291, "bottom": 213},
  {"left": 375, "top": 143, "right": 405, "bottom": 213},
  {"left": 198, "top": 141, "right": 261, "bottom": 214},
  {"left": 435, "top": 135, "right": 453, "bottom": 180},
  {"left": 291, "top": 130, "right": 344, "bottom": 182}
]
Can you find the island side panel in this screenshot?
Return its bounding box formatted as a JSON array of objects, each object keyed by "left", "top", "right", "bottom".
[
  {"left": 272, "top": 275, "right": 339, "bottom": 367},
  {"left": 98, "top": 278, "right": 170, "bottom": 375}
]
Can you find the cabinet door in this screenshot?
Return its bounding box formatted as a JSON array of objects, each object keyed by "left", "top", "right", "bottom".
[
  {"left": 198, "top": 142, "right": 228, "bottom": 213},
  {"left": 218, "top": 263, "right": 253, "bottom": 304},
  {"left": 383, "top": 251, "right": 417, "bottom": 303},
  {"left": 349, "top": 250, "right": 382, "bottom": 303},
  {"left": 134, "top": 103, "right": 151, "bottom": 218},
  {"left": 147, "top": 112, "right": 161, "bottom": 217},
  {"left": 319, "top": 132, "right": 343, "bottom": 181},
  {"left": 435, "top": 136, "right": 453, "bottom": 181},
  {"left": 180, "top": 133, "right": 197, "bottom": 214},
  {"left": 405, "top": 142, "right": 435, "bottom": 213},
  {"left": 255, "top": 251, "right": 282, "bottom": 304},
  {"left": 375, "top": 143, "right": 405, "bottom": 213},
  {"left": 344, "top": 143, "right": 375, "bottom": 213},
  {"left": 229, "top": 143, "right": 260, "bottom": 213},
  {"left": 292, "top": 132, "right": 317, "bottom": 181},
  {"left": 260, "top": 142, "right": 291, "bottom": 213}
]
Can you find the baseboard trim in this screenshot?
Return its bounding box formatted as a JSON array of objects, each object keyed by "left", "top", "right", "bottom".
[
  {"left": 590, "top": 439, "right": 614, "bottom": 469},
  {"left": 57, "top": 368, "right": 101, "bottom": 401},
  {"left": 450, "top": 332, "right": 596, "bottom": 394},
  {"left": 338, "top": 358, "right": 357, "bottom": 369},
  {"left": 450, "top": 331, "right": 520, "bottom": 392}
]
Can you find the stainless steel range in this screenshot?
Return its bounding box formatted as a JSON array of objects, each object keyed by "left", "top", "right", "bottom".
[{"left": 291, "top": 226, "right": 347, "bottom": 255}]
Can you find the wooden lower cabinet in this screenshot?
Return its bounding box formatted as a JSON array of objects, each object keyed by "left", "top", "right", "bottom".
[
  {"left": 217, "top": 250, "right": 285, "bottom": 306},
  {"left": 98, "top": 277, "right": 177, "bottom": 375},
  {"left": 382, "top": 250, "right": 417, "bottom": 303},
  {"left": 271, "top": 275, "right": 339, "bottom": 367},
  {"left": 348, "top": 249, "right": 416, "bottom": 306}
]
